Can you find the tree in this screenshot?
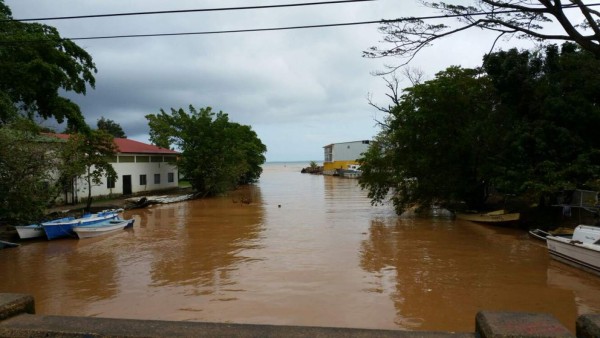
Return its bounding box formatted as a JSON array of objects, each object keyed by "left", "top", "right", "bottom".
[
  {"left": 482, "top": 43, "right": 600, "bottom": 197},
  {"left": 359, "top": 66, "right": 498, "bottom": 214},
  {"left": 361, "top": 43, "right": 600, "bottom": 214},
  {"left": 61, "top": 130, "right": 118, "bottom": 211},
  {"left": 97, "top": 117, "right": 126, "bottom": 138},
  {"left": 0, "top": 120, "right": 63, "bottom": 223},
  {"left": 146, "top": 105, "right": 267, "bottom": 197},
  {"left": 365, "top": 1, "right": 600, "bottom": 69},
  {"left": 0, "top": 0, "right": 96, "bottom": 130}
]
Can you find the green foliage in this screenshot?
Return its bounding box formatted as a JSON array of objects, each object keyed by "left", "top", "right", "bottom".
[
  {"left": 360, "top": 66, "right": 497, "bottom": 213},
  {"left": 97, "top": 117, "right": 127, "bottom": 138},
  {"left": 483, "top": 43, "right": 600, "bottom": 195},
  {"left": 60, "top": 130, "right": 118, "bottom": 210},
  {"left": 0, "top": 120, "right": 62, "bottom": 223},
  {"left": 0, "top": 0, "right": 95, "bottom": 130},
  {"left": 361, "top": 43, "right": 600, "bottom": 214},
  {"left": 146, "top": 106, "right": 267, "bottom": 196}
]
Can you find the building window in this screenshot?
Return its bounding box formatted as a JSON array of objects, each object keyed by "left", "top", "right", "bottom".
[
  {"left": 168, "top": 172, "right": 174, "bottom": 183},
  {"left": 107, "top": 176, "right": 116, "bottom": 189},
  {"left": 151, "top": 156, "right": 163, "bottom": 163},
  {"left": 154, "top": 174, "right": 160, "bottom": 184},
  {"left": 136, "top": 156, "right": 150, "bottom": 163},
  {"left": 119, "top": 156, "right": 135, "bottom": 163},
  {"left": 140, "top": 174, "right": 147, "bottom": 185}
]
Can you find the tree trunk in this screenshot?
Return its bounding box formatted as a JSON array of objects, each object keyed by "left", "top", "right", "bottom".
[{"left": 85, "top": 166, "right": 92, "bottom": 212}]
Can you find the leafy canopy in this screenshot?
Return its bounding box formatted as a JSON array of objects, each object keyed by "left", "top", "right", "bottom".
[
  {"left": 146, "top": 106, "right": 267, "bottom": 196},
  {"left": 97, "top": 117, "right": 127, "bottom": 138},
  {"left": 0, "top": 0, "right": 96, "bottom": 130},
  {"left": 360, "top": 43, "right": 600, "bottom": 214},
  {"left": 0, "top": 120, "right": 63, "bottom": 223}
]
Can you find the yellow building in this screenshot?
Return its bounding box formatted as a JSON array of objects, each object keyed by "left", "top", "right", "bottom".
[{"left": 322, "top": 140, "right": 371, "bottom": 175}]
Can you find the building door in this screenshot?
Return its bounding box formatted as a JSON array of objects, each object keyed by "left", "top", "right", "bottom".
[{"left": 123, "top": 175, "right": 132, "bottom": 195}]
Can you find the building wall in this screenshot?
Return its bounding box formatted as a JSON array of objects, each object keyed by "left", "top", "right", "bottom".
[
  {"left": 63, "top": 153, "right": 179, "bottom": 203},
  {"left": 332, "top": 141, "right": 370, "bottom": 161},
  {"left": 323, "top": 140, "right": 370, "bottom": 173}
]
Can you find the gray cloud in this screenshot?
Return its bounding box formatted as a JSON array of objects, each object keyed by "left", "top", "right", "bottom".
[{"left": 7, "top": 0, "right": 539, "bottom": 161}]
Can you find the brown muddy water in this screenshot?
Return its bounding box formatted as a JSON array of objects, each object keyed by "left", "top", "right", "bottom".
[{"left": 2, "top": 162, "right": 600, "bottom": 333}]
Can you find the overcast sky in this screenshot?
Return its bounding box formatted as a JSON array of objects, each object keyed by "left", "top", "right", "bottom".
[{"left": 6, "top": 0, "right": 539, "bottom": 161}]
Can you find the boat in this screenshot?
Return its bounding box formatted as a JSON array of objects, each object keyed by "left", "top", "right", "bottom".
[
  {"left": 455, "top": 209, "right": 520, "bottom": 223},
  {"left": 43, "top": 209, "right": 123, "bottom": 240},
  {"left": 546, "top": 224, "right": 600, "bottom": 276},
  {"left": 0, "top": 240, "right": 20, "bottom": 249},
  {"left": 529, "top": 228, "right": 573, "bottom": 241},
  {"left": 73, "top": 218, "right": 134, "bottom": 239},
  {"left": 529, "top": 229, "right": 551, "bottom": 241},
  {"left": 15, "top": 217, "right": 75, "bottom": 240}
]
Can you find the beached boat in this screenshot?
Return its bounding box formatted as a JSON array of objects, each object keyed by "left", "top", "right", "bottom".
[
  {"left": 43, "top": 209, "right": 123, "bottom": 240},
  {"left": 0, "top": 240, "right": 20, "bottom": 249},
  {"left": 455, "top": 209, "right": 520, "bottom": 223},
  {"left": 15, "top": 217, "right": 75, "bottom": 240},
  {"left": 529, "top": 229, "right": 551, "bottom": 241},
  {"left": 73, "top": 218, "right": 134, "bottom": 239},
  {"left": 546, "top": 225, "right": 600, "bottom": 276},
  {"left": 529, "top": 228, "right": 574, "bottom": 241}
]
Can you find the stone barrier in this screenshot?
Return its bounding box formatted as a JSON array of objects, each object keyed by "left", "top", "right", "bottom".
[{"left": 0, "top": 293, "right": 594, "bottom": 337}]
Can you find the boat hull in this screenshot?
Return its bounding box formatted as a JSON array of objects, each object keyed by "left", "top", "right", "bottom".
[
  {"left": 73, "top": 219, "right": 134, "bottom": 239},
  {"left": 43, "top": 211, "right": 121, "bottom": 240},
  {"left": 547, "top": 235, "right": 600, "bottom": 276},
  {"left": 15, "top": 225, "right": 45, "bottom": 239},
  {"left": 455, "top": 211, "right": 520, "bottom": 223}
]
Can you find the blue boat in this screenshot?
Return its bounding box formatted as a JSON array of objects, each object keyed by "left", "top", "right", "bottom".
[
  {"left": 15, "top": 217, "right": 75, "bottom": 239},
  {"left": 43, "top": 209, "right": 122, "bottom": 240}
]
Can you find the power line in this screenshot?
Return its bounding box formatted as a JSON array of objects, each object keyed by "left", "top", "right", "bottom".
[
  {"left": 7, "top": 0, "right": 376, "bottom": 22},
  {"left": 60, "top": 3, "right": 600, "bottom": 42},
  {"left": 2, "top": 3, "right": 599, "bottom": 43},
  {"left": 68, "top": 21, "right": 382, "bottom": 41}
]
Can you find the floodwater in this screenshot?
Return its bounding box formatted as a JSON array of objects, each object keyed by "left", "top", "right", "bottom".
[{"left": 2, "top": 162, "right": 600, "bottom": 333}]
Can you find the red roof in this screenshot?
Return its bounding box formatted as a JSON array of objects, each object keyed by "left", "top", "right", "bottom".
[{"left": 49, "top": 134, "right": 179, "bottom": 155}]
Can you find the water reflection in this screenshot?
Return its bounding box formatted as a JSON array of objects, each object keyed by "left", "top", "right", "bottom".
[
  {"left": 358, "top": 217, "right": 600, "bottom": 332},
  {"left": 2, "top": 163, "right": 600, "bottom": 333}
]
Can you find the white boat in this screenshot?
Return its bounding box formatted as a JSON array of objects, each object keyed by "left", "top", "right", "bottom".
[
  {"left": 15, "top": 217, "right": 75, "bottom": 239},
  {"left": 43, "top": 209, "right": 123, "bottom": 240},
  {"left": 73, "top": 218, "right": 134, "bottom": 239},
  {"left": 546, "top": 225, "right": 600, "bottom": 276}
]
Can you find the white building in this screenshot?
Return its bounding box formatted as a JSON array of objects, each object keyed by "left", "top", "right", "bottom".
[
  {"left": 323, "top": 140, "right": 371, "bottom": 175},
  {"left": 53, "top": 134, "right": 180, "bottom": 203}
]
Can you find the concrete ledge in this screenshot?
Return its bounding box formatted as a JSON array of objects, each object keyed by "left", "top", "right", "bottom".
[
  {"left": 0, "top": 314, "right": 474, "bottom": 338},
  {"left": 4, "top": 294, "right": 599, "bottom": 338},
  {"left": 0, "top": 294, "right": 34, "bottom": 321},
  {"left": 475, "top": 311, "right": 573, "bottom": 338},
  {"left": 576, "top": 314, "right": 600, "bottom": 338}
]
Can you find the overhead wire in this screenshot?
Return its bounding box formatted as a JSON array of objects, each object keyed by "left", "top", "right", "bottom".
[
  {"left": 1, "top": 2, "right": 599, "bottom": 43},
  {"left": 4, "top": 0, "right": 376, "bottom": 22}
]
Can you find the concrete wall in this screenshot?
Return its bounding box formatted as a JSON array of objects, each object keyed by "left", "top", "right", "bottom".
[{"left": 1, "top": 293, "right": 591, "bottom": 338}]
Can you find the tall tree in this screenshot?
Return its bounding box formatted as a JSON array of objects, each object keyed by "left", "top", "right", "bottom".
[
  {"left": 359, "top": 66, "right": 497, "bottom": 213},
  {"left": 0, "top": 0, "right": 96, "bottom": 130},
  {"left": 361, "top": 43, "right": 600, "bottom": 214},
  {"left": 365, "top": 1, "right": 600, "bottom": 69},
  {"left": 482, "top": 43, "right": 600, "bottom": 196},
  {"left": 0, "top": 120, "right": 62, "bottom": 223},
  {"left": 61, "top": 130, "right": 118, "bottom": 211},
  {"left": 97, "top": 117, "right": 127, "bottom": 138},
  {"left": 146, "top": 105, "right": 267, "bottom": 197}
]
